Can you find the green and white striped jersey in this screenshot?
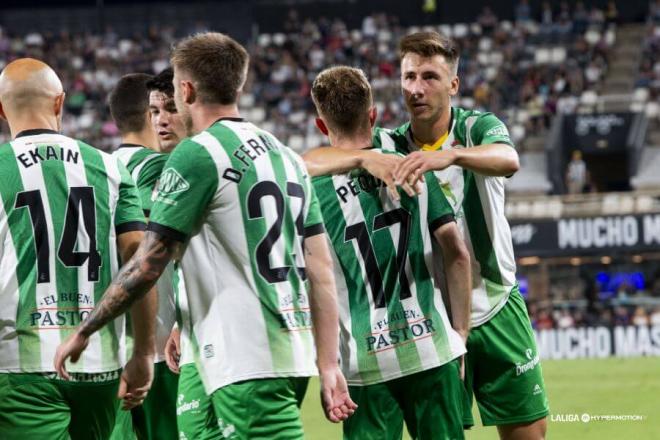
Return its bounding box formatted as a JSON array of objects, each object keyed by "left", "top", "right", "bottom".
[
  {"left": 313, "top": 150, "right": 466, "bottom": 385},
  {"left": 0, "top": 130, "right": 145, "bottom": 373},
  {"left": 173, "top": 263, "right": 195, "bottom": 367},
  {"left": 112, "top": 144, "right": 175, "bottom": 363},
  {"left": 149, "top": 118, "right": 323, "bottom": 394},
  {"left": 374, "top": 107, "right": 518, "bottom": 327}
]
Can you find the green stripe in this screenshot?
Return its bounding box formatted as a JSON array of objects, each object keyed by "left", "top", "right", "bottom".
[
  {"left": 38, "top": 144, "right": 77, "bottom": 365},
  {"left": 0, "top": 144, "right": 41, "bottom": 368},
  {"left": 462, "top": 169, "right": 508, "bottom": 306},
  {"left": 207, "top": 124, "right": 294, "bottom": 372},
  {"left": 356, "top": 181, "right": 423, "bottom": 374},
  {"left": 79, "top": 142, "right": 117, "bottom": 368},
  {"left": 276, "top": 141, "right": 314, "bottom": 351},
  {"left": 406, "top": 173, "right": 450, "bottom": 359},
  {"left": 313, "top": 175, "right": 381, "bottom": 383}
]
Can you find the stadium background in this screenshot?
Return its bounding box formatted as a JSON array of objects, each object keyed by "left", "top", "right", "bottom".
[{"left": 1, "top": 0, "right": 659, "bottom": 438}]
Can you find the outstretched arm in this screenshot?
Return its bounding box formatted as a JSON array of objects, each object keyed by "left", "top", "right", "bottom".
[
  {"left": 303, "top": 233, "right": 357, "bottom": 423},
  {"left": 394, "top": 143, "right": 519, "bottom": 185},
  {"left": 54, "top": 231, "right": 181, "bottom": 376},
  {"left": 303, "top": 147, "right": 417, "bottom": 200}
]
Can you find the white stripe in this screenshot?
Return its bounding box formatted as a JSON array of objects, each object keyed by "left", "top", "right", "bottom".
[
  {"left": 130, "top": 153, "right": 162, "bottom": 185},
  {"left": 11, "top": 137, "right": 62, "bottom": 371},
  {"left": 100, "top": 150, "right": 125, "bottom": 367},
  {"left": 0, "top": 189, "right": 21, "bottom": 370},
  {"left": 331, "top": 173, "right": 400, "bottom": 379}
]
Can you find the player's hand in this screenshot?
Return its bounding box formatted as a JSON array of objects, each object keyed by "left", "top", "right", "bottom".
[
  {"left": 359, "top": 150, "right": 420, "bottom": 201},
  {"left": 118, "top": 353, "right": 154, "bottom": 410},
  {"left": 319, "top": 366, "right": 358, "bottom": 423},
  {"left": 394, "top": 150, "right": 457, "bottom": 187},
  {"left": 54, "top": 331, "right": 90, "bottom": 380},
  {"left": 164, "top": 327, "right": 181, "bottom": 374}
]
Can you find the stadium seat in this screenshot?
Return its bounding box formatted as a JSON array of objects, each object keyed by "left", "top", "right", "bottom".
[
  {"left": 239, "top": 93, "right": 255, "bottom": 108},
  {"left": 288, "top": 135, "right": 305, "bottom": 152},
  {"left": 272, "top": 33, "right": 286, "bottom": 46},
  {"left": 535, "top": 48, "right": 551, "bottom": 64},
  {"left": 438, "top": 24, "right": 452, "bottom": 37},
  {"left": 633, "top": 88, "right": 649, "bottom": 103},
  {"left": 585, "top": 30, "right": 601, "bottom": 45},
  {"left": 478, "top": 38, "right": 492, "bottom": 52},
  {"left": 250, "top": 107, "right": 266, "bottom": 123},
  {"left": 258, "top": 34, "right": 271, "bottom": 47},
  {"left": 551, "top": 47, "right": 566, "bottom": 64},
  {"left": 453, "top": 23, "right": 468, "bottom": 38}
]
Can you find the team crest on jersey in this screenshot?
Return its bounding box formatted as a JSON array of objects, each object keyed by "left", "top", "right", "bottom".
[{"left": 158, "top": 168, "right": 190, "bottom": 195}]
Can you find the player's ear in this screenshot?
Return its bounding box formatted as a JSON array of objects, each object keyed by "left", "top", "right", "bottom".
[
  {"left": 182, "top": 80, "right": 196, "bottom": 105},
  {"left": 54, "top": 92, "right": 65, "bottom": 117},
  {"left": 315, "top": 117, "right": 329, "bottom": 136},
  {"left": 368, "top": 106, "right": 377, "bottom": 127},
  {"left": 449, "top": 75, "right": 459, "bottom": 97}
]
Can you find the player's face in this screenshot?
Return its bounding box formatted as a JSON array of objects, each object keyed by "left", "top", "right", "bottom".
[
  {"left": 400, "top": 53, "right": 458, "bottom": 124},
  {"left": 149, "top": 91, "right": 185, "bottom": 153},
  {"left": 172, "top": 71, "right": 194, "bottom": 136}
]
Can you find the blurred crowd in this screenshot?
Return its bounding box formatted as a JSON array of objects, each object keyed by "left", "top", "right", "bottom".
[
  {"left": 637, "top": 1, "right": 660, "bottom": 100},
  {"left": 528, "top": 303, "right": 660, "bottom": 330},
  {"left": 0, "top": 1, "right": 629, "bottom": 152}
]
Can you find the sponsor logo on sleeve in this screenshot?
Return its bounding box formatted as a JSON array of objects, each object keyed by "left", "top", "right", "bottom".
[
  {"left": 158, "top": 168, "right": 190, "bottom": 195},
  {"left": 485, "top": 125, "right": 510, "bottom": 138}
]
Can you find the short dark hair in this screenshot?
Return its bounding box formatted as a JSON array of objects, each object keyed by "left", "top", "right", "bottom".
[
  {"left": 170, "top": 32, "right": 249, "bottom": 105},
  {"left": 108, "top": 73, "right": 153, "bottom": 134},
  {"left": 146, "top": 67, "right": 174, "bottom": 97},
  {"left": 399, "top": 31, "right": 459, "bottom": 71},
  {"left": 311, "top": 66, "right": 372, "bottom": 136}
]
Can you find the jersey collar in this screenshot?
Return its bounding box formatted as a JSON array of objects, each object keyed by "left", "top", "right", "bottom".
[
  {"left": 15, "top": 128, "right": 59, "bottom": 139},
  {"left": 117, "top": 143, "right": 145, "bottom": 149},
  {"left": 408, "top": 107, "right": 454, "bottom": 151}
]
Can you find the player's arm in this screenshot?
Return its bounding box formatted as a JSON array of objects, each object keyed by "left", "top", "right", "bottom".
[
  {"left": 394, "top": 113, "right": 519, "bottom": 182},
  {"left": 425, "top": 172, "right": 471, "bottom": 340},
  {"left": 303, "top": 232, "right": 357, "bottom": 422},
  {"left": 303, "top": 147, "right": 416, "bottom": 200},
  {"left": 432, "top": 222, "right": 471, "bottom": 341}
]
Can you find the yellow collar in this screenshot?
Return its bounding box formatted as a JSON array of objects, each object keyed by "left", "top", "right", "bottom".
[{"left": 414, "top": 130, "right": 449, "bottom": 151}]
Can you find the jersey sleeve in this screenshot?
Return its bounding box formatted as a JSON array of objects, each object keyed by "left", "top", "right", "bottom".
[
  {"left": 134, "top": 154, "right": 168, "bottom": 215},
  {"left": 424, "top": 171, "right": 456, "bottom": 233},
  {"left": 469, "top": 113, "right": 515, "bottom": 148},
  {"left": 114, "top": 161, "right": 147, "bottom": 234},
  {"left": 148, "top": 139, "right": 219, "bottom": 241}
]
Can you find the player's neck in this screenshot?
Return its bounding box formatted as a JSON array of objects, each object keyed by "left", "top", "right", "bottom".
[
  {"left": 329, "top": 130, "right": 372, "bottom": 150},
  {"left": 122, "top": 127, "right": 159, "bottom": 151},
  {"left": 409, "top": 107, "right": 451, "bottom": 145},
  {"left": 191, "top": 103, "right": 241, "bottom": 134},
  {"left": 8, "top": 115, "right": 59, "bottom": 139}
]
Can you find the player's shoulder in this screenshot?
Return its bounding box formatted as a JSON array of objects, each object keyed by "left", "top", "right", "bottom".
[
  {"left": 454, "top": 106, "right": 505, "bottom": 127},
  {"left": 372, "top": 124, "right": 410, "bottom": 152}
]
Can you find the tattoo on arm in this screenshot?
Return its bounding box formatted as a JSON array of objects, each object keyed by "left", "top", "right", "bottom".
[{"left": 78, "top": 231, "right": 180, "bottom": 337}]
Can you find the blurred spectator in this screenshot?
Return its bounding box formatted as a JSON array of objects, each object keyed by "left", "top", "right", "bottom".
[
  {"left": 613, "top": 306, "right": 631, "bottom": 326},
  {"left": 650, "top": 307, "right": 660, "bottom": 325},
  {"left": 565, "top": 150, "right": 588, "bottom": 194},
  {"left": 631, "top": 306, "right": 649, "bottom": 326},
  {"left": 536, "top": 309, "right": 555, "bottom": 330},
  {"left": 556, "top": 309, "right": 575, "bottom": 328},
  {"left": 515, "top": 0, "right": 531, "bottom": 25}
]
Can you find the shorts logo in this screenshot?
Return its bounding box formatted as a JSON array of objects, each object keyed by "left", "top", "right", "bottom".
[
  {"left": 204, "top": 344, "right": 215, "bottom": 358},
  {"left": 218, "top": 418, "right": 237, "bottom": 439},
  {"left": 533, "top": 384, "right": 543, "bottom": 395},
  {"left": 158, "top": 168, "right": 190, "bottom": 195},
  {"left": 515, "top": 348, "right": 540, "bottom": 376},
  {"left": 176, "top": 394, "right": 200, "bottom": 416}
]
